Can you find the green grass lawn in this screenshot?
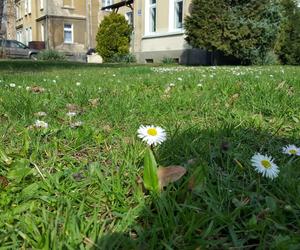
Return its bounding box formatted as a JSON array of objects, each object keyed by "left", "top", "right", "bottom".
[{"left": 0, "top": 61, "right": 300, "bottom": 249}]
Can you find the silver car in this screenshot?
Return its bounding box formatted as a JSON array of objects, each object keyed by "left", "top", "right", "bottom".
[{"left": 0, "top": 39, "right": 39, "bottom": 60}]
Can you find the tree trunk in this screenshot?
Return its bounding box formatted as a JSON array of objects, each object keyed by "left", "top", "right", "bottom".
[
  {"left": 6, "top": 0, "right": 16, "bottom": 39},
  {"left": 0, "top": 0, "right": 4, "bottom": 32}
]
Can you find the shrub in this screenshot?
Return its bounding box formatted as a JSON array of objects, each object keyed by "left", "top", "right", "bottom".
[
  {"left": 37, "top": 50, "right": 66, "bottom": 61},
  {"left": 106, "top": 53, "right": 136, "bottom": 63},
  {"left": 185, "top": 0, "right": 282, "bottom": 64},
  {"left": 275, "top": 0, "right": 300, "bottom": 65},
  {"left": 96, "top": 13, "right": 132, "bottom": 62}
]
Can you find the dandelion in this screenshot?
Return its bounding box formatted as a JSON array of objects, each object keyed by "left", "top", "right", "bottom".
[
  {"left": 9, "top": 83, "right": 16, "bottom": 88},
  {"left": 251, "top": 153, "right": 279, "bottom": 179},
  {"left": 282, "top": 145, "right": 300, "bottom": 156},
  {"left": 34, "top": 120, "right": 48, "bottom": 129},
  {"left": 137, "top": 125, "right": 167, "bottom": 146}
]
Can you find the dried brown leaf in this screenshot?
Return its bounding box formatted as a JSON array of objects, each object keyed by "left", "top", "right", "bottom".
[
  {"left": 0, "top": 175, "right": 9, "bottom": 188},
  {"left": 66, "top": 103, "right": 83, "bottom": 113},
  {"left": 89, "top": 98, "right": 99, "bottom": 107},
  {"left": 157, "top": 166, "right": 186, "bottom": 189},
  {"left": 228, "top": 93, "right": 240, "bottom": 105},
  {"left": 30, "top": 86, "right": 46, "bottom": 93}
]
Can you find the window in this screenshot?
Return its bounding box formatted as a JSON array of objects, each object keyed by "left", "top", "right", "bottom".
[
  {"left": 169, "top": 0, "right": 183, "bottom": 31},
  {"left": 174, "top": 0, "right": 183, "bottom": 29},
  {"left": 102, "top": 0, "right": 113, "bottom": 7},
  {"left": 149, "top": 0, "right": 156, "bottom": 32},
  {"left": 125, "top": 12, "right": 133, "bottom": 25},
  {"left": 40, "top": 0, "right": 44, "bottom": 9},
  {"left": 24, "top": 0, "right": 31, "bottom": 14},
  {"left": 25, "top": 0, "right": 28, "bottom": 14},
  {"left": 29, "top": 27, "right": 32, "bottom": 43},
  {"left": 28, "top": 0, "right": 31, "bottom": 14},
  {"left": 25, "top": 28, "right": 32, "bottom": 45},
  {"left": 16, "top": 6, "right": 19, "bottom": 19},
  {"left": 17, "top": 30, "right": 24, "bottom": 43},
  {"left": 41, "top": 24, "right": 45, "bottom": 41},
  {"left": 64, "top": 24, "right": 73, "bottom": 43}
]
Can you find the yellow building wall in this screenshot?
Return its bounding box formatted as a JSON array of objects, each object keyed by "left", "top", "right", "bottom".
[{"left": 133, "top": 0, "right": 192, "bottom": 63}]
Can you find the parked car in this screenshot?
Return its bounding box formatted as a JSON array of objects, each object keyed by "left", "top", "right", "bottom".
[{"left": 0, "top": 39, "right": 39, "bottom": 60}]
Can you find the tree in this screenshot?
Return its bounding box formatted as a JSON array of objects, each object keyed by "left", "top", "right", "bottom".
[
  {"left": 185, "top": 0, "right": 282, "bottom": 64},
  {"left": 0, "top": 0, "right": 4, "bottom": 32},
  {"left": 275, "top": 0, "right": 300, "bottom": 65},
  {"left": 96, "top": 13, "right": 132, "bottom": 61}
]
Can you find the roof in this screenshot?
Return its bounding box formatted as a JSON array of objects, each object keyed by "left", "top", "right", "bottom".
[{"left": 101, "top": 0, "right": 134, "bottom": 11}]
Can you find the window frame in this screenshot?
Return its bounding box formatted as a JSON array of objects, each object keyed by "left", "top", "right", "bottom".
[
  {"left": 41, "top": 24, "right": 45, "bottom": 41},
  {"left": 28, "top": 0, "right": 32, "bottom": 14},
  {"left": 64, "top": 23, "right": 74, "bottom": 44}
]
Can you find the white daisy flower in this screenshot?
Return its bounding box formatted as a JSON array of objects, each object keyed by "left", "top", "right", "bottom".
[
  {"left": 34, "top": 120, "right": 48, "bottom": 129},
  {"left": 137, "top": 125, "right": 167, "bottom": 146},
  {"left": 169, "top": 83, "right": 175, "bottom": 87},
  {"left": 66, "top": 112, "right": 77, "bottom": 117},
  {"left": 26, "top": 86, "right": 31, "bottom": 91},
  {"left": 52, "top": 80, "right": 56, "bottom": 83},
  {"left": 9, "top": 83, "right": 16, "bottom": 88},
  {"left": 177, "top": 77, "right": 183, "bottom": 81},
  {"left": 282, "top": 145, "right": 300, "bottom": 156},
  {"left": 76, "top": 82, "right": 81, "bottom": 86},
  {"left": 70, "top": 121, "right": 83, "bottom": 128},
  {"left": 251, "top": 153, "right": 279, "bottom": 179},
  {"left": 35, "top": 111, "right": 47, "bottom": 117}
]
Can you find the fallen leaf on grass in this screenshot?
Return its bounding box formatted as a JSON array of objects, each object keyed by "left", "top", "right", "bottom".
[
  {"left": 157, "top": 166, "right": 186, "bottom": 189},
  {"left": 88, "top": 98, "right": 99, "bottom": 107},
  {"left": 66, "top": 103, "right": 83, "bottom": 113},
  {"left": 29, "top": 86, "right": 46, "bottom": 93},
  {"left": 228, "top": 93, "right": 240, "bottom": 105},
  {"left": 0, "top": 176, "right": 9, "bottom": 188},
  {"left": 188, "top": 176, "right": 196, "bottom": 191}
]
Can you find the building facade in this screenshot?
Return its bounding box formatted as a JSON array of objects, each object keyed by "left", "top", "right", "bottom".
[
  {"left": 132, "top": 0, "right": 193, "bottom": 64},
  {"left": 14, "top": 0, "right": 117, "bottom": 54},
  {"left": 12, "top": 0, "right": 205, "bottom": 63},
  {"left": 107, "top": 0, "right": 206, "bottom": 64}
]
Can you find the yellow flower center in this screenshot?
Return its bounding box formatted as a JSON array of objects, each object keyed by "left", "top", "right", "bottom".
[
  {"left": 261, "top": 160, "right": 271, "bottom": 169},
  {"left": 289, "top": 149, "right": 297, "bottom": 155},
  {"left": 147, "top": 128, "right": 157, "bottom": 136}
]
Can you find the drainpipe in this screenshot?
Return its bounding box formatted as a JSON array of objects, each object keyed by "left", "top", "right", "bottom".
[
  {"left": 86, "top": 0, "right": 91, "bottom": 49},
  {"left": 45, "top": 0, "right": 49, "bottom": 49}
]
